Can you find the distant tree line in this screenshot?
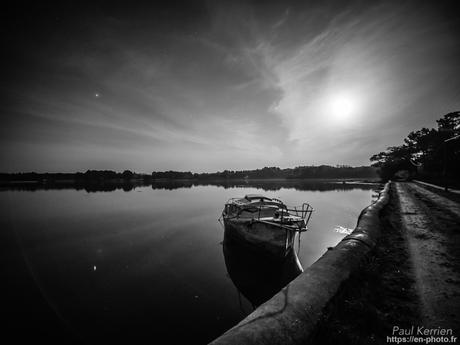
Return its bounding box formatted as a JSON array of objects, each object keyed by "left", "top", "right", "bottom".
[
  {"left": 151, "top": 165, "right": 377, "bottom": 180},
  {"left": 0, "top": 170, "right": 150, "bottom": 183},
  {"left": 2, "top": 178, "right": 379, "bottom": 193},
  {"left": 1, "top": 165, "right": 377, "bottom": 184},
  {"left": 370, "top": 111, "right": 460, "bottom": 184}
]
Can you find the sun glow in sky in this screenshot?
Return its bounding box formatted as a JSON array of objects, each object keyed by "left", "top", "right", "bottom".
[
  {"left": 327, "top": 92, "right": 361, "bottom": 123},
  {"left": 1, "top": 1, "right": 460, "bottom": 173}
]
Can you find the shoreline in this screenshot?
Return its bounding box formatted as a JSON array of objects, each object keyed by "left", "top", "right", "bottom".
[{"left": 0, "top": 177, "right": 382, "bottom": 192}]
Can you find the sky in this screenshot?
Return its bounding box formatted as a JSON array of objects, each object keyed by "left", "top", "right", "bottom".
[{"left": 1, "top": 0, "right": 460, "bottom": 173}]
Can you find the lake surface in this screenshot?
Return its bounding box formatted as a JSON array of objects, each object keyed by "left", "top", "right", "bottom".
[{"left": 1, "top": 180, "right": 380, "bottom": 344}]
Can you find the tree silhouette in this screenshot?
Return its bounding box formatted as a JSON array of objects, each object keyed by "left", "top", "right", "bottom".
[{"left": 370, "top": 111, "right": 460, "bottom": 183}]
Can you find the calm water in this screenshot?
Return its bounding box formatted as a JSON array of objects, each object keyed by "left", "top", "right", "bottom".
[{"left": 1, "top": 181, "right": 380, "bottom": 344}]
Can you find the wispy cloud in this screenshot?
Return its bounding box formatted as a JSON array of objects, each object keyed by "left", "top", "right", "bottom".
[
  {"left": 246, "top": 1, "right": 460, "bottom": 165},
  {"left": 1, "top": 1, "right": 459, "bottom": 172}
]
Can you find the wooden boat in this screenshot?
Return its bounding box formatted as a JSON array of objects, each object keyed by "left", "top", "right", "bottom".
[{"left": 221, "top": 194, "right": 313, "bottom": 258}]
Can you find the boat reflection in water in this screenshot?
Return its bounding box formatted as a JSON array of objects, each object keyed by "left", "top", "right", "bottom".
[{"left": 223, "top": 229, "right": 303, "bottom": 309}]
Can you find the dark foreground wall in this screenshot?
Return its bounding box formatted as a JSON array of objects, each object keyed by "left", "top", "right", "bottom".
[{"left": 209, "top": 182, "right": 391, "bottom": 345}]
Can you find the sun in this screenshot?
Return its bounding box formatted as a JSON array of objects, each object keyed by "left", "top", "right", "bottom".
[{"left": 328, "top": 92, "right": 359, "bottom": 122}]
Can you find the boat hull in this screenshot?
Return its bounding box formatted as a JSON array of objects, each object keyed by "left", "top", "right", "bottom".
[{"left": 223, "top": 218, "right": 296, "bottom": 258}]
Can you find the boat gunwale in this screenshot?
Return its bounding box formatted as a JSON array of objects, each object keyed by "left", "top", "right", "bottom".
[{"left": 222, "top": 196, "right": 313, "bottom": 231}]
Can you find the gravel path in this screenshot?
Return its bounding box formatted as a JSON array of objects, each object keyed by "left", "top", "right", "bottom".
[{"left": 395, "top": 182, "right": 460, "bottom": 330}]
